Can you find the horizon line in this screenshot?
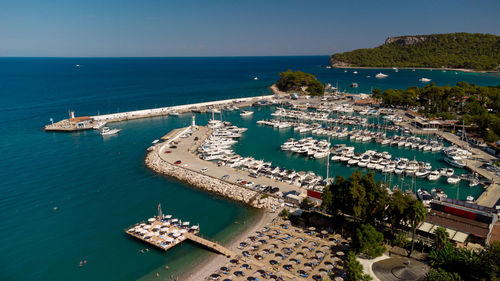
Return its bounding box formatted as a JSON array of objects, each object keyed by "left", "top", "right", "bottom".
[{"left": 0, "top": 54, "right": 332, "bottom": 59}]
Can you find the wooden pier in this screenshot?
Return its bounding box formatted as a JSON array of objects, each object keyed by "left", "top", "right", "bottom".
[{"left": 184, "top": 232, "right": 235, "bottom": 257}]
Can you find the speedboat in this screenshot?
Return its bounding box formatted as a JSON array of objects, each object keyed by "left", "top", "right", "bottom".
[
  {"left": 415, "top": 169, "right": 429, "bottom": 178},
  {"left": 419, "top": 78, "right": 431, "bottom": 83},
  {"left": 469, "top": 177, "right": 480, "bottom": 187},
  {"left": 444, "top": 155, "right": 466, "bottom": 168},
  {"left": 431, "top": 188, "right": 447, "bottom": 200},
  {"left": 101, "top": 127, "right": 121, "bottom": 136},
  {"left": 427, "top": 171, "right": 441, "bottom": 181},
  {"left": 417, "top": 189, "right": 432, "bottom": 206},
  {"left": 447, "top": 175, "right": 461, "bottom": 184},
  {"left": 240, "top": 110, "right": 254, "bottom": 117},
  {"left": 375, "top": 72, "right": 388, "bottom": 79},
  {"left": 445, "top": 168, "right": 455, "bottom": 177},
  {"left": 466, "top": 195, "right": 474, "bottom": 202},
  {"left": 169, "top": 111, "right": 180, "bottom": 116}
]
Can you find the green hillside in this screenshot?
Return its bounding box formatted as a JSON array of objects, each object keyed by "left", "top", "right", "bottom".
[{"left": 330, "top": 33, "right": 500, "bottom": 71}]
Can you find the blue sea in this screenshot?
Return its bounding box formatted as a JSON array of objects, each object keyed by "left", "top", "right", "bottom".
[{"left": 1, "top": 56, "right": 499, "bottom": 281}]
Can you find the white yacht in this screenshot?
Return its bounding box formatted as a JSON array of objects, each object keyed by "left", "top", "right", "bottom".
[
  {"left": 417, "top": 189, "right": 432, "bottom": 206},
  {"left": 444, "top": 155, "right": 466, "bottom": 168},
  {"left": 353, "top": 71, "right": 358, "bottom": 74},
  {"left": 431, "top": 188, "right": 447, "bottom": 200},
  {"left": 427, "top": 171, "right": 441, "bottom": 181},
  {"left": 419, "top": 78, "right": 431, "bottom": 83},
  {"left": 375, "top": 72, "right": 389, "bottom": 79},
  {"left": 101, "top": 127, "right": 121, "bottom": 136},
  {"left": 466, "top": 195, "right": 474, "bottom": 202},
  {"left": 169, "top": 111, "right": 180, "bottom": 117},
  {"left": 447, "top": 175, "right": 461, "bottom": 184},
  {"left": 240, "top": 110, "right": 254, "bottom": 117}
]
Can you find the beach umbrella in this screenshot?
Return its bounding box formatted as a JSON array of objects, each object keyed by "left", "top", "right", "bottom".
[
  {"left": 335, "top": 277, "right": 344, "bottom": 281},
  {"left": 336, "top": 251, "right": 345, "bottom": 256},
  {"left": 321, "top": 230, "right": 328, "bottom": 236},
  {"left": 147, "top": 218, "right": 156, "bottom": 223},
  {"left": 308, "top": 227, "right": 316, "bottom": 231}
]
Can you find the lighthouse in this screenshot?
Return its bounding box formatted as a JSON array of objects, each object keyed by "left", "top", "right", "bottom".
[{"left": 191, "top": 115, "right": 196, "bottom": 128}]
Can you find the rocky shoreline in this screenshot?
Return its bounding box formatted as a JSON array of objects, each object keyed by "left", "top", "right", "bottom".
[{"left": 145, "top": 147, "right": 280, "bottom": 209}]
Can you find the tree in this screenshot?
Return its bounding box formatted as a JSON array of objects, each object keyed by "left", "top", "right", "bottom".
[
  {"left": 405, "top": 199, "right": 426, "bottom": 257},
  {"left": 300, "top": 198, "right": 314, "bottom": 211},
  {"left": 352, "top": 224, "right": 386, "bottom": 258},
  {"left": 387, "top": 190, "right": 411, "bottom": 233},
  {"left": 345, "top": 251, "right": 372, "bottom": 281},
  {"left": 424, "top": 268, "right": 463, "bottom": 281},
  {"left": 276, "top": 70, "right": 324, "bottom": 96},
  {"left": 279, "top": 208, "right": 289, "bottom": 218},
  {"left": 433, "top": 227, "right": 450, "bottom": 250}
]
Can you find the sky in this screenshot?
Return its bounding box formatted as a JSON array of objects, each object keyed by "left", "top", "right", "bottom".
[{"left": 1, "top": 0, "right": 499, "bottom": 57}]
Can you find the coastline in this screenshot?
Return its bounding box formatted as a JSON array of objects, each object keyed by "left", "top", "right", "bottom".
[
  {"left": 181, "top": 210, "right": 278, "bottom": 281},
  {"left": 330, "top": 65, "right": 500, "bottom": 74}
]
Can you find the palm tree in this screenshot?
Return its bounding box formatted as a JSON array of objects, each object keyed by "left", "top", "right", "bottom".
[{"left": 405, "top": 199, "right": 426, "bottom": 257}]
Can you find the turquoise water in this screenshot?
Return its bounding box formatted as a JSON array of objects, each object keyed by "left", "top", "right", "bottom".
[{"left": 0, "top": 57, "right": 499, "bottom": 281}]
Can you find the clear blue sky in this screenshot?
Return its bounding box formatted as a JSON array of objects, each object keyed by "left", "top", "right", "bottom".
[{"left": 1, "top": 0, "right": 499, "bottom": 57}]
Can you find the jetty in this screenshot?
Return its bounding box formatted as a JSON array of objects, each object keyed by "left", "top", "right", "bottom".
[
  {"left": 45, "top": 95, "right": 276, "bottom": 132},
  {"left": 125, "top": 205, "right": 234, "bottom": 257}
]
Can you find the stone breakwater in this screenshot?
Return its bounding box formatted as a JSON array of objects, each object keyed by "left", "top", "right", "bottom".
[{"left": 145, "top": 148, "right": 280, "bottom": 209}]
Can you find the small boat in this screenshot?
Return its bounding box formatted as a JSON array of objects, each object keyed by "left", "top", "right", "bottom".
[
  {"left": 353, "top": 71, "right": 358, "bottom": 74},
  {"left": 445, "top": 168, "right": 454, "bottom": 177},
  {"left": 254, "top": 77, "right": 259, "bottom": 80},
  {"left": 469, "top": 177, "right": 480, "bottom": 187},
  {"left": 427, "top": 171, "right": 441, "bottom": 181},
  {"left": 417, "top": 189, "right": 432, "bottom": 206},
  {"left": 466, "top": 195, "right": 474, "bottom": 202},
  {"left": 444, "top": 155, "right": 466, "bottom": 168},
  {"left": 431, "top": 188, "right": 447, "bottom": 200},
  {"left": 375, "top": 73, "right": 388, "bottom": 79},
  {"left": 240, "top": 110, "right": 254, "bottom": 117},
  {"left": 447, "top": 175, "right": 461, "bottom": 184},
  {"left": 419, "top": 78, "right": 431, "bottom": 83},
  {"left": 101, "top": 127, "right": 121, "bottom": 136},
  {"left": 350, "top": 83, "right": 358, "bottom": 88},
  {"left": 169, "top": 111, "right": 180, "bottom": 117}
]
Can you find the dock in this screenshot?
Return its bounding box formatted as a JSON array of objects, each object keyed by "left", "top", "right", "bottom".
[
  {"left": 45, "top": 95, "right": 277, "bottom": 132},
  {"left": 125, "top": 206, "right": 234, "bottom": 257}
]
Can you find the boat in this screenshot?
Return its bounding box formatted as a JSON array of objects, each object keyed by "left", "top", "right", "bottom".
[
  {"left": 469, "top": 177, "right": 480, "bottom": 187},
  {"left": 427, "top": 171, "right": 441, "bottom": 181},
  {"left": 353, "top": 71, "right": 358, "bottom": 74},
  {"left": 169, "top": 111, "right": 180, "bottom": 117},
  {"left": 375, "top": 73, "right": 388, "bottom": 79},
  {"left": 240, "top": 110, "right": 254, "bottom": 117},
  {"left": 101, "top": 127, "right": 121, "bottom": 136},
  {"left": 444, "top": 155, "right": 466, "bottom": 168},
  {"left": 447, "top": 175, "right": 461, "bottom": 184},
  {"left": 417, "top": 189, "right": 432, "bottom": 206},
  {"left": 419, "top": 77, "right": 431, "bottom": 83},
  {"left": 431, "top": 188, "right": 447, "bottom": 200},
  {"left": 466, "top": 195, "right": 474, "bottom": 202},
  {"left": 350, "top": 83, "right": 358, "bottom": 88},
  {"left": 254, "top": 77, "right": 258, "bottom": 80},
  {"left": 445, "top": 168, "right": 454, "bottom": 177}
]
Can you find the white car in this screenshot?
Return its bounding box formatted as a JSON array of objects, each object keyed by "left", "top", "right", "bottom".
[{"left": 200, "top": 167, "right": 208, "bottom": 173}]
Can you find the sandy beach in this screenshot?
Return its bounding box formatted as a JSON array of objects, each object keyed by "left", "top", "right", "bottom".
[{"left": 182, "top": 210, "right": 278, "bottom": 281}]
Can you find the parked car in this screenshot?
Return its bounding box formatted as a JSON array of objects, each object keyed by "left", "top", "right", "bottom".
[
  {"left": 200, "top": 167, "right": 208, "bottom": 173},
  {"left": 174, "top": 160, "right": 182, "bottom": 165}
]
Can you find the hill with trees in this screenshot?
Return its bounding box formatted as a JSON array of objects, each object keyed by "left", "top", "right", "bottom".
[
  {"left": 330, "top": 33, "right": 500, "bottom": 71},
  {"left": 275, "top": 70, "right": 325, "bottom": 96}
]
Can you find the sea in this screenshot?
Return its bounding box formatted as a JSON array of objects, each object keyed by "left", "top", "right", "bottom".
[{"left": 1, "top": 56, "right": 499, "bottom": 281}]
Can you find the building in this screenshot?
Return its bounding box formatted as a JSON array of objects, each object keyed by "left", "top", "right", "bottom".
[
  {"left": 307, "top": 189, "right": 323, "bottom": 206},
  {"left": 417, "top": 198, "right": 498, "bottom": 245}
]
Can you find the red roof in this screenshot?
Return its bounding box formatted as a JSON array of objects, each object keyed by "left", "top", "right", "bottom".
[{"left": 69, "top": 116, "right": 93, "bottom": 122}]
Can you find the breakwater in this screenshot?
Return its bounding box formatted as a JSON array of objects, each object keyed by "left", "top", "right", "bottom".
[{"left": 145, "top": 142, "right": 280, "bottom": 209}]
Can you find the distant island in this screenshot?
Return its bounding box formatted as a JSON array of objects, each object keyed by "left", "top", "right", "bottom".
[
  {"left": 330, "top": 33, "right": 500, "bottom": 71},
  {"left": 276, "top": 70, "right": 324, "bottom": 96}
]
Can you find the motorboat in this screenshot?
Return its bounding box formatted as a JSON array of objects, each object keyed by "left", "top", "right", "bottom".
[
  {"left": 419, "top": 78, "right": 431, "bottom": 83},
  {"left": 417, "top": 189, "right": 432, "bottom": 206},
  {"left": 101, "top": 127, "right": 121, "bottom": 136},
  {"left": 447, "top": 175, "right": 461, "bottom": 184},
  {"left": 169, "top": 111, "right": 180, "bottom": 116},
  {"left": 444, "top": 155, "right": 466, "bottom": 168},
  {"left": 445, "top": 168, "right": 455, "bottom": 177},
  {"left": 466, "top": 195, "right": 474, "bottom": 202},
  {"left": 431, "top": 188, "right": 447, "bottom": 200},
  {"left": 427, "top": 171, "right": 441, "bottom": 181},
  {"left": 350, "top": 83, "right": 358, "bottom": 88},
  {"left": 240, "top": 110, "right": 254, "bottom": 117},
  {"left": 375, "top": 73, "right": 388, "bottom": 79}
]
